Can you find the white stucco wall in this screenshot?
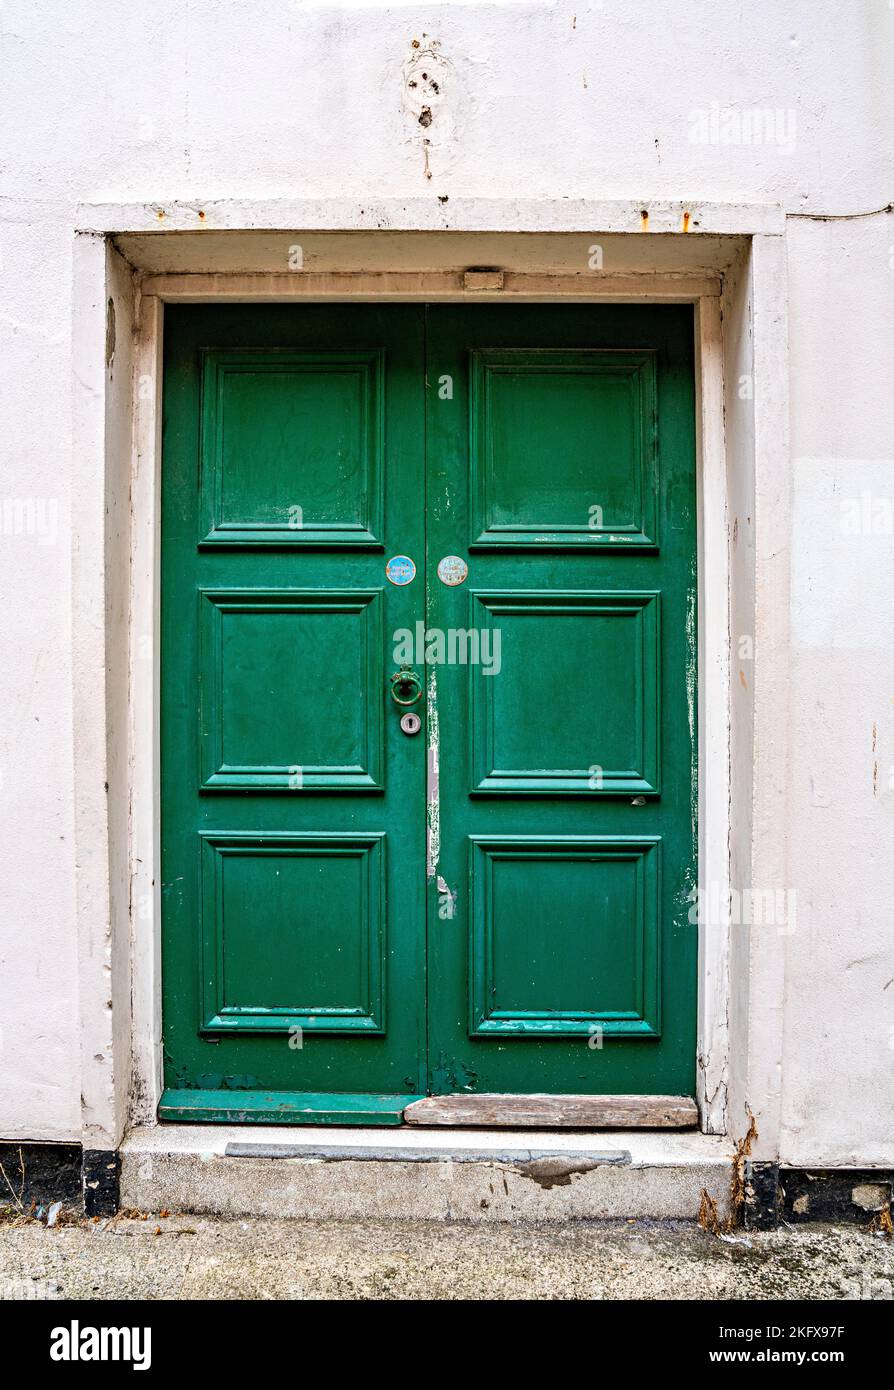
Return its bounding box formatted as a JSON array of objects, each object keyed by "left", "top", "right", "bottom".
[{"left": 0, "top": 0, "right": 891, "bottom": 1163}]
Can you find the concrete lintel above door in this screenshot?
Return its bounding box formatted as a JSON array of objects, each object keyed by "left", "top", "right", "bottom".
[
  {"left": 79, "top": 195, "right": 785, "bottom": 243},
  {"left": 114, "top": 221, "right": 746, "bottom": 303}
]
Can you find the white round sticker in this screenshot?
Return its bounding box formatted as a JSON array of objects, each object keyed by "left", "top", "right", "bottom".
[
  {"left": 437, "top": 555, "right": 468, "bottom": 586},
  {"left": 385, "top": 555, "right": 416, "bottom": 586}
]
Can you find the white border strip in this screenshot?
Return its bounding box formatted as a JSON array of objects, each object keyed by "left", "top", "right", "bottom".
[
  {"left": 694, "top": 296, "right": 731, "bottom": 1133},
  {"left": 130, "top": 291, "right": 165, "bottom": 1122},
  {"left": 78, "top": 197, "right": 785, "bottom": 237}
]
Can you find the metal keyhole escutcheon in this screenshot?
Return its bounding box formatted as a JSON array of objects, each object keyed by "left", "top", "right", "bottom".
[{"left": 400, "top": 711, "right": 422, "bottom": 736}]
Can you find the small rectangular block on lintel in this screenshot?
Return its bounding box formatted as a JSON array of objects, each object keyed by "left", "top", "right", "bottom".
[{"left": 463, "top": 268, "right": 504, "bottom": 291}]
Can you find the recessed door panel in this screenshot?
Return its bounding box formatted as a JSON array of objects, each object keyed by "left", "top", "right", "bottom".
[
  {"left": 198, "top": 588, "right": 384, "bottom": 791},
  {"left": 199, "top": 833, "right": 385, "bottom": 1034},
  {"left": 469, "top": 589, "right": 660, "bottom": 795},
  {"left": 199, "top": 348, "right": 384, "bottom": 547},
  {"left": 469, "top": 836, "right": 661, "bottom": 1037},
  {"left": 470, "top": 348, "right": 658, "bottom": 548}
]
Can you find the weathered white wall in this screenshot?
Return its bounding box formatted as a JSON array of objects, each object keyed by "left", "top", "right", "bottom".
[
  {"left": 0, "top": 0, "right": 892, "bottom": 1162},
  {"left": 783, "top": 215, "right": 894, "bottom": 1165}
]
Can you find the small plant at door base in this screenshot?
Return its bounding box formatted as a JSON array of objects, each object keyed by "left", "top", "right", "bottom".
[
  {"left": 698, "top": 1188, "right": 724, "bottom": 1237},
  {"left": 698, "top": 1108, "right": 758, "bottom": 1235},
  {"left": 870, "top": 1204, "right": 894, "bottom": 1237},
  {"left": 0, "top": 1146, "right": 26, "bottom": 1217},
  {"left": 0, "top": 1150, "right": 77, "bottom": 1228}
]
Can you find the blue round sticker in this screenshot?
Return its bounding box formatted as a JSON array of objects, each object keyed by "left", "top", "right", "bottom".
[{"left": 385, "top": 555, "right": 416, "bottom": 586}]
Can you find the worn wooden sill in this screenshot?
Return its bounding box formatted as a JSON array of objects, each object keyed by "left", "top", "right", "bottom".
[{"left": 403, "top": 1094, "right": 699, "bottom": 1129}]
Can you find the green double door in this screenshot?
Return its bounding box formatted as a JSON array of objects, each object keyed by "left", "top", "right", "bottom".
[{"left": 160, "top": 302, "right": 697, "bottom": 1124}]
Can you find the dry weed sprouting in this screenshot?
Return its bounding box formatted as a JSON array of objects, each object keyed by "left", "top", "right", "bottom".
[
  {"left": 699, "top": 1108, "right": 759, "bottom": 1236},
  {"left": 870, "top": 1203, "right": 894, "bottom": 1237}
]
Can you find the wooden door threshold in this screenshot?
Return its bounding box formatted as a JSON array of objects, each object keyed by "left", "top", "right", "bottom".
[{"left": 403, "top": 1094, "right": 698, "bottom": 1129}]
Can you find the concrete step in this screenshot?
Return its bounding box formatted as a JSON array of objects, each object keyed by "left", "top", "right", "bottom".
[{"left": 120, "top": 1125, "right": 735, "bottom": 1223}]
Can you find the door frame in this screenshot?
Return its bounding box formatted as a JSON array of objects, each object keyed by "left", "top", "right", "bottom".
[{"left": 70, "top": 205, "right": 791, "bottom": 1152}]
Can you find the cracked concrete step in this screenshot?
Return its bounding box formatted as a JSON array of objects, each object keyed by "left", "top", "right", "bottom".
[{"left": 120, "top": 1125, "right": 735, "bottom": 1223}]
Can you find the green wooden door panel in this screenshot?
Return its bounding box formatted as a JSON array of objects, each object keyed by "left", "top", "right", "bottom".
[
  {"left": 161, "top": 305, "right": 426, "bottom": 1121},
  {"left": 199, "top": 348, "right": 384, "bottom": 547},
  {"left": 161, "top": 301, "right": 697, "bottom": 1119},
  {"left": 468, "top": 589, "right": 660, "bottom": 795},
  {"left": 198, "top": 588, "right": 384, "bottom": 791},
  {"left": 199, "top": 833, "right": 385, "bottom": 1034},
  {"left": 470, "top": 349, "right": 658, "bottom": 548},
  {"left": 469, "top": 837, "right": 661, "bottom": 1037},
  {"left": 425, "top": 303, "right": 696, "bottom": 1097}
]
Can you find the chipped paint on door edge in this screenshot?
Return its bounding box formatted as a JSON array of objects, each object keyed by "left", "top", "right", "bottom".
[{"left": 426, "top": 667, "right": 440, "bottom": 878}]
